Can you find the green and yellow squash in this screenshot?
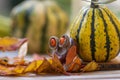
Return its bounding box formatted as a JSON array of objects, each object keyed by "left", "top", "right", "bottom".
[
  {"left": 70, "top": 0, "right": 120, "bottom": 62},
  {"left": 11, "top": 0, "right": 68, "bottom": 53},
  {"left": 0, "top": 16, "right": 10, "bottom": 37}
]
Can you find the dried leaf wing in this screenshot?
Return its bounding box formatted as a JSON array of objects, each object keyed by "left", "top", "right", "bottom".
[
  {"left": 66, "top": 56, "right": 82, "bottom": 72},
  {"left": 66, "top": 46, "right": 77, "bottom": 65}
]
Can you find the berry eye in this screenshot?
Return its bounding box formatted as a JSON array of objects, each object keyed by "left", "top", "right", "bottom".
[
  {"left": 49, "top": 36, "right": 58, "bottom": 49},
  {"left": 60, "top": 36, "right": 66, "bottom": 45},
  {"left": 59, "top": 34, "right": 70, "bottom": 48},
  {"left": 50, "top": 38, "right": 56, "bottom": 47}
]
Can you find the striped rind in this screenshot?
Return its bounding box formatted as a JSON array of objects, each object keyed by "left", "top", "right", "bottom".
[
  {"left": 22, "top": 6, "right": 34, "bottom": 38},
  {"left": 70, "top": 6, "right": 120, "bottom": 62},
  {"left": 11, "top": 1, "right": 68, "bottom": 53}
]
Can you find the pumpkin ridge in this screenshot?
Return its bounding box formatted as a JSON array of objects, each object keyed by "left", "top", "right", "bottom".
[
  {"left": 52, "top": 9, "right": 61, "bottom": 36},
  {"left": 94, "top": 9, "right": 106, "bottom": 61},
  {"left": 102, "top": 8, "right": 120, "bottom": 53},
  {"left": 104, "top": 8, "right": 120, "bottom": 32},
  {"left": 40, "top": 7, "right": 48, "bottom": 53},
  {"left": 22, "top": 6, "right": 34, "bottom": 38},
  {"left": 98, "top": 8, "right": 111, "bottom": 62},
  {"left": 70, "top": 7, "right": 87, "bottom": 40},
  {"left": 76, "top": 9, "right": 88, "bottom": 44},
  {"left": 70, "top": 7, "right": 87, "bottom": 36},
  {"left": 11, "top": 16, "right": 17, "bottom": 35},
  {"left": 75, "top": 9, "right": 89, "bottom": 60},
  {"left": 90, "top": 8, "right": 96, "bottom": 61},
  {"left": 102, "top": 8, "right": 120, "bottom": 40}
]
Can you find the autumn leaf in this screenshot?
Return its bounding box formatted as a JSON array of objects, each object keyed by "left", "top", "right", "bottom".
[
  {"left": 51, "top": 54, "right": 67, "bottom": 74},
  {"left": 13, "top": 66, "right": 25, "bottom": 74},
  {"left": 0, "top": 37, "right": 18, "bottom": 48},
  {"left": 0, "top": 65, "right": 16, "bottom": 76},
  {"left": 0, "top": 37, "right": 27, "bottom": 51},
  {"left": 34, "top": 60, "right": 43, "bottom": 71},
  {"left": 24, "top": 61, "right": 36, "bottom": 73},
  {"left": 81, "top": 61, "right": 99, "bottom": 72},
  {"left": 37, "top": 58, "right": 53, "bottom": 74}
]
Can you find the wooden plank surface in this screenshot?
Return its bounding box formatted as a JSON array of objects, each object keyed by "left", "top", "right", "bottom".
[
  {"left": 83, "top": 56, "right": 120, "bottom": 71},
  {"left": 0, "top": 70, "right": 120, "bottom": 80}
]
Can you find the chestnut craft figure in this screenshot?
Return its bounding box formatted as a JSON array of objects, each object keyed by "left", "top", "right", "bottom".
[
  {"left": 49, "top": 34, "right": 77, "bottom": 64},
  {"left": 70, "top": 0, "right": 120, "bottom": 62}
]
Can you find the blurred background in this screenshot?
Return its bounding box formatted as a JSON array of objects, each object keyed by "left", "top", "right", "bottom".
[
  {"left": 0, "top": 0, "right": 120, "bottom": 54},
  {"left": 0, "top": 0, "right": 120, "bottom": 19}
]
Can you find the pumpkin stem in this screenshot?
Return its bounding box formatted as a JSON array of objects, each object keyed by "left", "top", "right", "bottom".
[{"left": 91, "top": 0, "right": 99, "bottom": 8}]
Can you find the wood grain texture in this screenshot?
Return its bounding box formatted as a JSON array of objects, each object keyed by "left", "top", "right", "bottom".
[{"left": 83, "top": 56, "right": 120, "bottom": 71}]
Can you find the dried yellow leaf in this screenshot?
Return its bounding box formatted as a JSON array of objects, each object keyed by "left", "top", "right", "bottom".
[
  {"left": 48, "top": 59, "right": 52, "bottom": 64},
  {"left": 37, "top": 58, "right": 53, "bottom": 73},
  {"left": 24, "top": 61, "right": 36, "bottom": 73},
  {"left": 82, "top": 61, "right": 99, "bottom": 72},
  {"left": 13, "top": 66, "right": 25, "bottom": 74},
  {"left": 34, "top": 60, "right": 43, "bottom": 71},
  {"left": 0, "top": 65, "right": 16, "bottom": 75},
  {"left": 0, "top": 37, "right": 27, "bottom": 51},
  {"left": 52, "top": 54, "right": 65, "bottom": 73},
  {"left": 0, "top": 37, "right": 18, "bottom": 47}
]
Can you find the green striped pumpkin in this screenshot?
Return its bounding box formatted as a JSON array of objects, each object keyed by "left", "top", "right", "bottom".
[
  {"left": 11, "top": 0, "right": 68, "bottom": 53},
  {"left": 70, "top": 0, "right": 120, "bottom": 62}
]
